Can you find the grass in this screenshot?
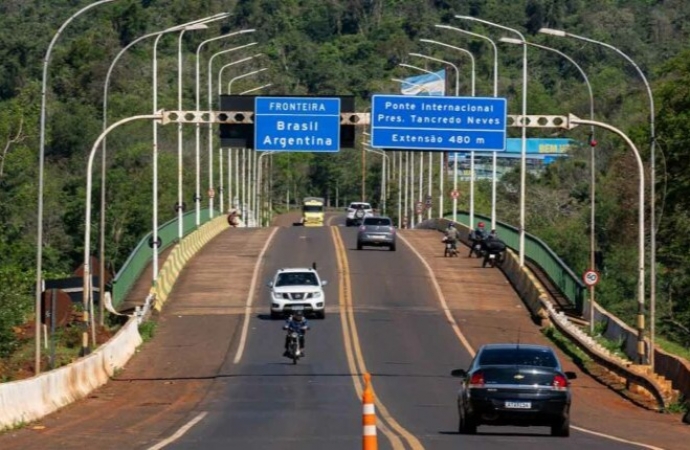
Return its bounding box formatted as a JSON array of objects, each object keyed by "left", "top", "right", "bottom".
[
  {"left": 138, "top": 320, "right": 157, "bottom": 342},
  {"left": 0, "top": 322, "right": 119, "bottom": 382},
  {"left": 542, "top": 326, "right": 593, "bottom": 366},
  {"left": 655, "top": 336, "right": 690, "bottom": 362}
]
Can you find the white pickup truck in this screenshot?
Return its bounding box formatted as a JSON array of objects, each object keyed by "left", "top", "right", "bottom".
[{"left": 345, "top": 202, "right": 374, "bottom": 226}]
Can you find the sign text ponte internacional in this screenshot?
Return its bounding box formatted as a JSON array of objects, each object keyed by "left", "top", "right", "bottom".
[
  {"left": 370, "top": 95, "right": 507, "bottom": 152},
  {"left": 254, "top": 97, "right": 341, "bottom": 152}
]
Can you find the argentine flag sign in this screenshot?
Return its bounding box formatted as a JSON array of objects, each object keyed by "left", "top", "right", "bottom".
[{"left": 400, "top": 69, "right": 446, "bottom": 96}]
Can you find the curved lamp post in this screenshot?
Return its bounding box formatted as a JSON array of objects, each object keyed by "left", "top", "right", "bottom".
[
  {"left": 501, "top": 37, "right": 599, "bottom": 335},
  {"left": 540, "top": 27, "right": 656, "bottom": 368},
  {"left": 227, "top": 67, "right": 268, "bottom": 93},
  {"left": 101, "top": 17, "right": 225, "bottom": 325},
  {"left": 240, "top": 83, "right": 273, "bottom": 95},
  {"left": 195, "top": 30, "right": 256, "bottom": 225},
  {"left": 435, "top": 24, "right": 501, "bottom": 230},
  {"left": 417, "top": 41, "right": 481, "bottom": 228},
  {"left": 216, "top": 53, "right": 263, "bottom": 213},
  {"left": 206, "top": 42, "right": 259, "bottom": 221},
  {"left": 570, "top": 115, "right": 646, "bottom": 365},
  {"left": 456, "top": 15, "right": 528, "bottom": 267},
  {"left": 35, "top": 0, "right": 118, "bottom": 375}
]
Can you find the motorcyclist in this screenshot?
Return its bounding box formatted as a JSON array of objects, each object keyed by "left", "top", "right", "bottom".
[
  {"left": 443, "top": 222, "right": 460, "bottom": 249},
  {"left": 283, "top": 311, "right": 309, "bottom": 357},
  {"left": 468, "top": 221, "right": 488, "bottom": 257}
]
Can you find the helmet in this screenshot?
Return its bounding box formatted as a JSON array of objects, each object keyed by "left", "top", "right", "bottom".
[
  {"left": 478, "top": 222, "right": 485, "bottom": 228},
  {"left": 448, "top": 222, "right": 455, "bottom": 228},
  {"left": 293, "top": 311, "right": 305, "bottom": 321}
]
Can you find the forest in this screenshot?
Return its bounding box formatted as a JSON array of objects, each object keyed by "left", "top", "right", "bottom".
[{"left": 1, "top": 0, "right": 690, "bottom": 367}]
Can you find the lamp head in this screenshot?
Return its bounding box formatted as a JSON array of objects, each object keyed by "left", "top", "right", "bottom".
[
  {"left": 184, "top": 23, "right": 208, "bottom": 31},
  {"left": 499, "top": 37, "right": 524, "bottom": 45},
  {"left": 539, "top": 27, "right": 566, "bottom": 37}
]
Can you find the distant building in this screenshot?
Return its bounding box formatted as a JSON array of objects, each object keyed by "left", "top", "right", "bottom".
[{"left": 447, "top": 138, "right": 578, "bottom": 180}]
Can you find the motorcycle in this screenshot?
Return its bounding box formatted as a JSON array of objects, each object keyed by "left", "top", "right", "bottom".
[
  {"left": 482, "top": 250, "right": 505, "bottom": 268},
  {"left": 469, "top": 238, "right": 485, "bottom": 258},
  {"left": 482, "top": 239, "right": 507, "bottom": 268},
  {"left": 285, "top": 331, "right": 304, "bottom": 364},
  {"left": 442, "top": 237, "right": 458, "bottom": 257}
]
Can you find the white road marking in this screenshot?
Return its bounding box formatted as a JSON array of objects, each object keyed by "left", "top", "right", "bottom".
[
  {"left": 233, "top": 227, "right": 279, "bottom": 364},
  {"left": 146, "top": 412, "right": 208, "bottom": 450},
  {"left": 572, "top": 426, "right": 666, "bottom": 449}
]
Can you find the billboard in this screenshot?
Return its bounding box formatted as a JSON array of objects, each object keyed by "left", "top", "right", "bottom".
[{"left": 448, "top": 138, "right": 576, "bottom": 160}]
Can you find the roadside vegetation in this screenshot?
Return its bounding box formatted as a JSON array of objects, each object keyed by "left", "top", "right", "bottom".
[{"left": 2, "top": 0, "right": 690, "bottom": 378}]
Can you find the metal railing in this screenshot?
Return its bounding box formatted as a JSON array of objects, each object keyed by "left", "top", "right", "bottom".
[{"left": 111, "top": 208, "right": 217, "bottom": 309}]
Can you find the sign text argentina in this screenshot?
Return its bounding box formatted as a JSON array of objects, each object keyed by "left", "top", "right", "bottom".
[
  {"left": 370, "top": 95, "right": 507, "bottom": 151},
  {"left": 254, "top": 97, "right": 341, "bottom": 152}
]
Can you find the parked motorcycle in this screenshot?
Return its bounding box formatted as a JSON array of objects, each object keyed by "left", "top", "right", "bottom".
[
  {"left": 442, "top": 237, "right": 459, "bottom": 257},
  {"left": 482, "top": 238, "right": 507, "bottom": 268},
  {"left": 482, "top": 250, "right": 505, "bottom": 268},
  {"left": 468, "top": 238, "right": 485, "bottom": 258}
]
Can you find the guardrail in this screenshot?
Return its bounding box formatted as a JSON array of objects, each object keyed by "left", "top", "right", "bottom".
[{"left": 111, "top": 208, "right": 217, "bottom": 309}]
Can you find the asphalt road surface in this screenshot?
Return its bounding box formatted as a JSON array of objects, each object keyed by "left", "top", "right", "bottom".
[{"left": 2, "top": 213, "right": 688, "bottom": 449}]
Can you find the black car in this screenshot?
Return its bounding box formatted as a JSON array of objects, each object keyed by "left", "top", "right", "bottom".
[{"left": 451, "top": 343, "right": 576, "bottom": 437}]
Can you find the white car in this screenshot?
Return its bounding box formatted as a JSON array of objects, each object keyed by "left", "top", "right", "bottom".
[
  {"left": 268, "top": 267, "right": 327, "bottom": 319},
  {"left": 345, "top": 202, "right": 374, "bottom": 226}
]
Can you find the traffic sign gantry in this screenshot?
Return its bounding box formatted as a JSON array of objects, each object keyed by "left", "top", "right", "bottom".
[
  {"left": 583, "top": 269, "right": 600, "bottom": 287},
  {"left": 370, "top": 95, "right": 507, "bottom": 151},
  {"left": 254, "top": 97, "right": 341, "bottom": 152}
]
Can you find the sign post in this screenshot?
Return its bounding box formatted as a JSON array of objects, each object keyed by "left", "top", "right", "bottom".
[{"left": 254, "top": 97, "right": 341, "bottom": 152}]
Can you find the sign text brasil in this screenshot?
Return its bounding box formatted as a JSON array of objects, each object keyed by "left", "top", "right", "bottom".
[
  {"left": 371, "top": 95, "right": 507, "bottom": 152},
  {"left": 254, "top": 97, "right": 341, "bottom": 152}
]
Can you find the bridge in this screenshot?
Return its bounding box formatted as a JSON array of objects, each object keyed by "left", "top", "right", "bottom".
[{"left": 1, "top": 211, "right": 689, "bottom": 449}]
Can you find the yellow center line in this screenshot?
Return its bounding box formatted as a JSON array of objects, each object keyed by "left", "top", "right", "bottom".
[{"left": 331, "top": 227, "right": 425, "bottom": 450}]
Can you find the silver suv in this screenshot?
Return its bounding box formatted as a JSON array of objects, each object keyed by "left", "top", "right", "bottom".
[
  {"left": 357, "top": 216, "right": 396, "bottom": 251},
  {"left": 345, "top": 202, "right": 373, "bottom": 226},
  {"left": 268, "top": 267, "right": 327, "bottom": 319}
]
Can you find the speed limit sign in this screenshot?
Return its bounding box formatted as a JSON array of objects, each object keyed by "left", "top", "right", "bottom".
[{"left": 583, "top": 269, "right": 600, "bottom": 287}]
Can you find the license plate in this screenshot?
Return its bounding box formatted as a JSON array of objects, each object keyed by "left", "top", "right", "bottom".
[
  {"left": 505, "top": 401, "right": 531, "bottom": 409},
  {"left": 291, "top": 306, "right": 304, "bottom": 311},
  {"left": 489, "top": 254, "right": 496, "bottom": 259}
]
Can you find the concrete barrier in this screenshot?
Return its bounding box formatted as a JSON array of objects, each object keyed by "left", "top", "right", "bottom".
[
  {"left": 152, "top": 216, "right": 229, "bottom": 311},
  {"left": 0, "top": 317, "right": 141, "bottom": 431}
]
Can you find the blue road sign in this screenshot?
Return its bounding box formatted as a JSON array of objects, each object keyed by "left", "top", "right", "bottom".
[
  {"left": 254, "top": 97, "right": 341, "bottom": 152},
  {"left": 370, "top": 95, "right": 507, "bottom": 151}
]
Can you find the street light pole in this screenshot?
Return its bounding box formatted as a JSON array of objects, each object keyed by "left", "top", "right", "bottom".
[
  {"left": 418, "top": 41, "right": 480, "bottom": 229},
  {"left": 540, "top": 27, "right": 656, "bottom": 368},
  {"left": 196, "top": 31, "right": 256, "bottom": 225},
  {"left": 435, "top": 24, "right": 501, "bottom": 230},
  {"left": 35, "top": 0, "right": 117, "bottom": 376},
  {"left": 227, "top": 68, "right": 269, "bottom": 93},
  {"left": 570, "top": 115, "right": 646, "bottom": 365},
  {"left": 456, "top": 15, "right": 528, "bottom": 267},
  {"left": 502, "top": 37, "right": 597, "bottom": 334},
  {"left": 207, "top": 42, "right": 260, "bottom": 221},
  {"left": 240, "top": 83, "right": 273, "bottom": 95},
  {"left": 83, "top": 114, "right": 161, "bottom": 357}
]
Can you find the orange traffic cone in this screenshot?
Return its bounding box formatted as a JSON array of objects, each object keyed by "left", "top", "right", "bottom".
[{"left": 362, "top": 373, "right": 377, "bottom": 450}]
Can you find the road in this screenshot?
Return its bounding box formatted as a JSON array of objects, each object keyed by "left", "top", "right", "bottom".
[{"left": 1, "top": 214, "right": 688, "bottom": 449}]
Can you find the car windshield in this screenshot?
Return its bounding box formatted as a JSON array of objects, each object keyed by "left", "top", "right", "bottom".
[
  {"left": 303, "top": 205, "right": 323, "bottom": 212},
  {"left": 275, "top": 272, "right": 319, "bottom": 287},
  {"left": 350, "top": 203, "right": 370, "bottom": 210},
  {"left": 478, "top": 347, "right": 558, "bottom": 368},
  {"left": 363, "top": 218, "right": 391, "bottom": 226}
]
